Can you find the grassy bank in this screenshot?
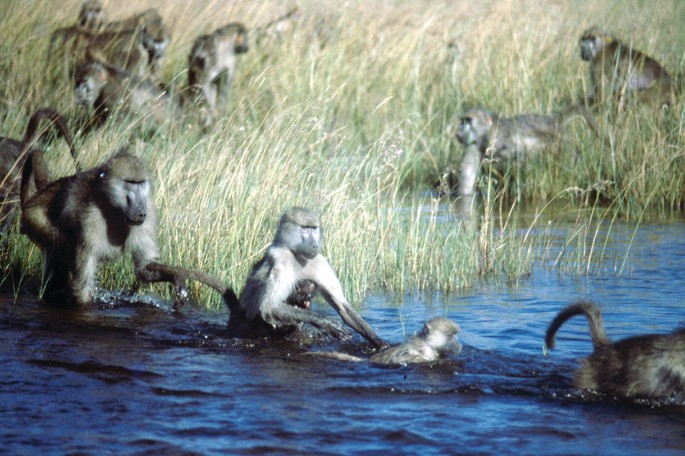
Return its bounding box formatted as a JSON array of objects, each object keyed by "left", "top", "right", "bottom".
[{"left": 1, "top": 0, "right": 683, "bottom": 306}]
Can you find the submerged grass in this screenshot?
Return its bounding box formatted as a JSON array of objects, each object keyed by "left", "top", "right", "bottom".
[{"left": 1, "top": 0, "right": 684, "bottom": 307}]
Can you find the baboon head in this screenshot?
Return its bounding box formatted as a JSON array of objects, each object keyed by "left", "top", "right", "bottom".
[
  {"left": 139, "top": 10, "right": 170, "bottom": 60},
  {"left": 74, "top": 60, "right": 108, "bottom": 107},
  {"left": 98, "top": 150, "right": 151, "bottom": 226},
  {"left": 456, "top": 108, "right": 493, "bottom": 146},
  {"left": 79, "top": 0, "right": 106, "bottom": 30},
  {"left": 579, "top": 26, "right": 607, "bottom": 61},
  {"left": 232, "top": 23, "right": 249, "bottom": 54},
  {"left": 275, "top": 207, "right": 322, "bottom": 260},
  {"left": 421, "top": 317, "right": 462, "bottom": 355}
]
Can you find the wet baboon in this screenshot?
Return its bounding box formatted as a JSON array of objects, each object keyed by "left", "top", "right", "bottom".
[
  {"left": 186, "top": 23, "right": 248, "bottom": 127},
  {"left": 579, "top": 26, "right": 675, "bottom": 110},
  {"left": 453, "top": 106, "right": 599, "bottom": 196},
  {"left": 0, "top": 109, "right": 78, "bottom": 232},
  {"left": 20, "top": 149, "right": 185, "bottom": 305},
  {"left": 544, "top": 301, "right": 685, "bottom": 398},
  {"left": 74, "top": 57, "right": 177, "bottom": 129},
  {"left": 228, "top": 207, "right": 383, "bottom": 346},
  {"left": 306, "top": 317, "right": 462, "bottom": 365},
  {"left": 46, "top": 0, "right": 107, "bottom": 80}
]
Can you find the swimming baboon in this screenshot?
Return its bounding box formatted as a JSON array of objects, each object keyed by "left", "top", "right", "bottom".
[
  {"left": 0, "top": 108, "right": 78, "bottom": 232},
  {"left": 20, "top": 149, "right": 186, "bottom": 305},
  {"left": 306, "top": 317, "right": 462, "bottom": 365},
  {"left": 579, "top": 26, "right": 675, "bottom": 110},
  {"left": 226, "top": 207, "right": 383, "bottom": 346},
  {"left": 544, "top": 301, "right": 685, "bottom": 398},
  {"left": 46, "top": 0, "right": 107, "bottom": 80},
  {"left": 454, "top": 106, "right": 599, "bottom": 196},
  {"left": 74, "top": 57, "right": 177, "bottom": 129},
  {"left": 186, "top": 23, "right": 248, "bottom": 127}
]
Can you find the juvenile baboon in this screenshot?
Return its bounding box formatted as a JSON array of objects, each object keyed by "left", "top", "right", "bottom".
[
  {"left": 74, "top": 57, "right": 177, "bottom": 129},
  {"left": 186, "top": 23, "right": 248, "bottom": 127},
  {"left": 0, "top": 108, "right": 77, "bottom": 232},
  {"left": 46, "top": 0, "right": 108, "bottom": 80},
  {"left": 544, "top": 301, "right": 685, "bottom": 398},
  {"left": 306, "top": 317, "right": 462, "bottom": 365},
  {"left": 453, "top": 106, "right": 599, "bottom": 196},
  {"left": 579, "top": 26, "right": 675, "bottom": 110},
  {"left": 227, "top": 207, "right": 384, "bottom": 346},
  {"left": 20, "top": 149, "right": 185, "bottom": 305}
]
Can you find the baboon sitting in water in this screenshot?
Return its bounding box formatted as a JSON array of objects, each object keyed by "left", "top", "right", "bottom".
[
  {"left": 579, "top": 26, "right": 675, "bottom": 110},
  {"left": 544, "top": 301, "right": 685, "bottom": 398},
  {"left": 20, "top": 149, "right": 187, "bottom": 305},
  {"left": 229, "top": 207, "right": 383, "bottom": 346},
  {"left": 1, "top": 108, "right": 78, "bottom": 232},
  {"left": 453, "top": 106, "right": 598, "bottom": 196}
]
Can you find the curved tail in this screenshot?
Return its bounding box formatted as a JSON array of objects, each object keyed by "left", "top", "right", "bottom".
[
  {"left": 558, "top": 104, "right": 600, "bottom": 138},
  {"left": 544, "top": 301, "right": 610, "bottom": 353},
  {"left": 22, "top": 108, "right": 79, "bottom": 171}
]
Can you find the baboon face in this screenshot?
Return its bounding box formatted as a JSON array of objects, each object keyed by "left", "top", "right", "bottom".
[
  {"left": 234, "top": 28, "right": 249, "bottom": 54},
  {"left": 456, "top": 108, "right": 492, "bottom": 146},
  {"left": 277, "top": 207, "right": 322, "bottom": 260},
  {"left": 74, "top": 61, "right": 107, "bottom": 107},
  {"left": 422, "top": 317, "right": 462, "bottom": 355},
  {"left": 101, "top": 152, "right": 151, "bottom": 226},
  {"left": 79, "top": 0, "right": 106, "bottom": 30},
  {"left": 579, "top": 27, "right": 604, "bottom": 61},
  {"left": 142, "top": 21, "right": 170, "bottom": 59}
]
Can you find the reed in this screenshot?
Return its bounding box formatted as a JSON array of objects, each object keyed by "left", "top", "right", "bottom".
[{"left": 1, "top": 0, "right": 683, "bottom": 306}]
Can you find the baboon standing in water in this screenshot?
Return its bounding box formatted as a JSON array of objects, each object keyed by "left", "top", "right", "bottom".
[
  {"left": 20, "top": 149, "right": 186, "bottom": 305},
  {"left": 454, "top": 106, "right": 598, "bottom": 196},
  {"left": 579, "top": 26, "right": 675, "bottom": 110},
  {"left": 544, "top": 301, "right": 685, "bottom": 398},
  {"left": 0, "top": 108, "right": 77, "bottom": 232},
  {"left": 186, "top": 23, "right": 249, "bottom": 127},
  {"left": 228, "top": 207, "right": 383, "bottom": 346}
]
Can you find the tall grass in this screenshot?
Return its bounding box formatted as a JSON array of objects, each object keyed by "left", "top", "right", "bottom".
[{"left": 1, "top": 0, "right": 683, "bottom": 307}]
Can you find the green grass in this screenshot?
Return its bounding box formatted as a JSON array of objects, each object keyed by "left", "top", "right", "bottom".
[{"left": 1, "top": 0, "right": 684, "bottom": 307}]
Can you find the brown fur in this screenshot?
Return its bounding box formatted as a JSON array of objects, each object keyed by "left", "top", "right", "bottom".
[
  {"left": 545, "top": 301, "right": 685, "bottom": 398},
  {"left": 579, "top": 26, "right": 675, "bottom": 109}
]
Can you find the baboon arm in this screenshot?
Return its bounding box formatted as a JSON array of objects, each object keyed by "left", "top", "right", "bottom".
[
  {"left": 269, "top": 304, "right": 353, "bottom": 340},
  {"left": 308, "top": 257, "right": 384, "bottom": 347}
]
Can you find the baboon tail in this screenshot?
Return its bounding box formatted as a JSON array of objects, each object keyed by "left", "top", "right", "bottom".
[
  {"left": 559, "top": 104, "right": 600, "bottom": 138},
  {"left": 23, "top": 108, "right": 79, "bottom": 171},
  {"left": 544, "top": 301, "right": 609, "bottom": 352}
]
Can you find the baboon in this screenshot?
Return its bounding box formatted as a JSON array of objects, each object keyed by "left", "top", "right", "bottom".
[
  {"left": 579, "top": 26, "right": 675, "bottom": 110},
  {"left": 46, "top": 0, "right": 107, "bottom": 80},
  {"left": 186, "top": 23, "right": 248, "bottom": 127},
  {"left": 305, "top": 317, "right": 462, "bottom": 365},
  {"left": 48, "top": 7, "right": 168, "bottom": 82},
  {"left": 228, "top": 207, "right": 383, "bottom": 346},
  {"left": 453, "top": 106, "right": 599, "bottom": 196},
  {"left": 20, "top": 149, "right": 186, "bottom": 305},
  {"left": 544, "top": 301, "right": 685, "bottom": 398},
  {"left": 74, "top": 57, "right": 177, "bottom": 129},
  {"left": 0, "top": 108, "right": 77, "bottom": 232}
]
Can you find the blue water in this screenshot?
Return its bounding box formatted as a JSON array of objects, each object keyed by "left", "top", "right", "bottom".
[{"left": 1, "top": 217, "right": 685, "bottom": 455}]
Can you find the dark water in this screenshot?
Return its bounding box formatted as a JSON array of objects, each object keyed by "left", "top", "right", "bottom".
[{"left": 2, "top": 219, "right": 685, "bottom": 455}]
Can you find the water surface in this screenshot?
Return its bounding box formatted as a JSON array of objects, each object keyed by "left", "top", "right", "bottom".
[{"left": 2, "top": 217, "right": 685, "bottom": 455}]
